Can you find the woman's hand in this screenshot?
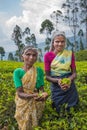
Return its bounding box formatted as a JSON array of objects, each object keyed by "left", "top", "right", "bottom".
[
  {"left": 41, "top": 92, "right": 48, "bottom": 100},
  {"left": 57, "top": 78, "right": 62, "bottom": 85},
  {"left": 60, "top": 83, "right": 70, "bottom": 91},
  {"left": 34, "top": 92, "right": 48, "bottom": 101},
  {"left": 58, "top": 78, "right": 71, "bottom": 91}
]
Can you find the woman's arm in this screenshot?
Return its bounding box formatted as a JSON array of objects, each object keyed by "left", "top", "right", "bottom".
[
  {"left": 16, "top": 87, "right": 38, "bottom": 99},
  {"left": 45, "top": 71, "right": 61, "bottom": 84},
  {"left": 69, "top": 52, "right": 77, "bottom": 81},
  {"left": 69, "top": 68, "right": 77, "bottom": 81}
]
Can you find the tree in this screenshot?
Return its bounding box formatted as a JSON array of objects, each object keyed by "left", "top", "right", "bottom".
[
  {"left": 66, "top": 38, "right": 73, "bottom": 50},
  {"left": 0, "top": 47, "right": 5, "bottom": 60},
  {"left": 37, "top": 48, "right": 43, "bottom": 62},
  {"left": 12, "top": 25, "right": 22, "bottom": 46},
  {"left": 62, "top": 0, "right": 80, "bottom": 51},
  {"left": 23, "top": 27, "right": 30, "bottom": 36},
  {"left": 8, "top": 52, "right": 14, "bottom": 61},
  {"left": 31, "top": 34, "right": 37, "bottom": 48},
  {"left": 12, "top": 25, "right": 37, "bottom": 61},
  {"left": 40, "top": 19, "right": 54, "bottom": 35},
  {"left": 50, "top": 10, "right": 63, "bottom": 31},
  {"left": 23, "top": 27, "right": 31, "bottom": 45},
  {"left": 23, "top": 27, "right": 37, "bottom": 48},
  {"left": 78, "top": 29, "right": 84, "bottom": 50},
  {"left": 44, "top": 38, "right": 51, "bottom": 51},
  {"left": 80, "top": 0, "right": 87, "bottom": 48},
  {"left": 40, "top": 19, "right": 54, "bottom": 52},
  {"left": 12, "top": 25, "right": 23, "bottom": 61}
]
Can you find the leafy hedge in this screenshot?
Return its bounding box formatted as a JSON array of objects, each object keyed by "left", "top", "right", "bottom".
[
  {"left": 0, "top": 61, "right": 87, "bottom": 130},
  {"left": 75, "top": 50, "right": 87, "bottom": 61}
]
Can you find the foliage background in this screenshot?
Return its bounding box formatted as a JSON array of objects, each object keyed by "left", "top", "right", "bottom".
[{"left": 0, "top": 60, "right": 87, "bottom": 130}]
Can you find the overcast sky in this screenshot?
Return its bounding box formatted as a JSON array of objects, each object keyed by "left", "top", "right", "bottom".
[{"left": 0, "top": 0, "right": 71, "bottom": 52}]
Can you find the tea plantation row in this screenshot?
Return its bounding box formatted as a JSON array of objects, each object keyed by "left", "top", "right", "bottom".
[{"left": 0, "top": 61, "right": 87, "bottom": 130}]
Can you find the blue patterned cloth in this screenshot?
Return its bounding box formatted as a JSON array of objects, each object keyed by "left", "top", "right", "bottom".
[{"left": 51, "top": 73, "right": 79, "bottom": 112}]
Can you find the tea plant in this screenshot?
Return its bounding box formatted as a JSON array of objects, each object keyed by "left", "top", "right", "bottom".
[{"left": 0, "top": 61, "right": 87, "bottom": 130}]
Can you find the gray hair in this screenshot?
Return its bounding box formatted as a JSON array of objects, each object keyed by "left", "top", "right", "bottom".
[
  {"left": 50, "top": 30, "right": 66, "bottom": 51},
  {"left": 21, "top": 45, "right": 38, "bottom": 55}
]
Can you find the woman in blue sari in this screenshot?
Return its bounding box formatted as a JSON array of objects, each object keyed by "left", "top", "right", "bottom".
[{"left": 44, "top": 30, "right": 79, "bottom": 112}]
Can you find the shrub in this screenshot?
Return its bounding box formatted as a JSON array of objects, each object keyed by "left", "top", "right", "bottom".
[{"left": 75, "top": 50, "right": 87, "bottom": 61}]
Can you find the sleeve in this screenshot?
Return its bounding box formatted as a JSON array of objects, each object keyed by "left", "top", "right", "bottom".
[
  {"left": 13, "top": 69, "right": 23, "bottom": 88},
  {"left": 70, "top": 52, "right": 76, "bottom": 69},
  {"left": 36, "top": 67, "right": 44, "bottom": 89},
  {"left": 44, "top": 53, "right": 50, "bottom": 71},
  {"left": 39, "top": 68, "right": 44, "bottom": 86}
]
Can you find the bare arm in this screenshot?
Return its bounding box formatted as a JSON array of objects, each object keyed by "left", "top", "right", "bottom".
[
  {"left": 69, "top": 68, "right": 77, "bottom": 81},
  {"left": 45, "top": 71, "right": 61, "bottom": 83},
  {"left": 16, "top": 87, "right": 38, "bottom": 99},
  {"left": 69, "top": 52, "right": 77, "bottom": 81}
]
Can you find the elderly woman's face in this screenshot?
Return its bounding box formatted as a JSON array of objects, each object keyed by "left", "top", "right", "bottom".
[
  {"left": 53, "top": 35, "right": 66, "bottom": 52},
  {"left": 22, "top": 49, "right": 37, "bottom": 66}
]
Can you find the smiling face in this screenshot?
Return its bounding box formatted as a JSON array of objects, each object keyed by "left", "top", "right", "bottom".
[
  {"left": 22, "top": 49, "right": 37, "bottom": 68},
  {"left": 53, "top": 35, "right": 66, "bottom": 53}
]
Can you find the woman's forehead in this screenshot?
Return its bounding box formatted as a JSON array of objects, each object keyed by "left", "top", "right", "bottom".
[
  {"left": 24, "top": 49, "right": 37, "bottom": 54},
  {"left": 54, "top": 35, "right": 65, "bottom": 40}
]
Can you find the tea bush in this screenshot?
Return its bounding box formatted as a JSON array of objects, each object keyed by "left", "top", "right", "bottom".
[
  {"left": 75, "top": 50, "right": 87, "bottom": 61},
  {"left": 0, "top": 61, "right": 87, "bottom": 130}
]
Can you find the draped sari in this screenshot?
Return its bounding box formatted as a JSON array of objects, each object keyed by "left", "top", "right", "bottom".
[
  {"left": 15, "top": 66, "right": 45, "bottom": 130},
  {"left": 50, "top": 50, "right": 79, "bottom": 112}
]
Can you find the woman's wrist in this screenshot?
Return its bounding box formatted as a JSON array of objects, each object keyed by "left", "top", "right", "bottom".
[
  {"left": 54, "top": 78, "right": 59, "bottom": 83},
  {"left": 25, "top": 93, "right": 37, "bottom": 99},
  {"left": 69, "top": 75, "right": 75, "bottom": 81}
]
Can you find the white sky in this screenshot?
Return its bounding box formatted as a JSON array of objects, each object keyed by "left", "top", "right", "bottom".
[{"left": 0, "top": 0, "right": 73, "bottom": 52}]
